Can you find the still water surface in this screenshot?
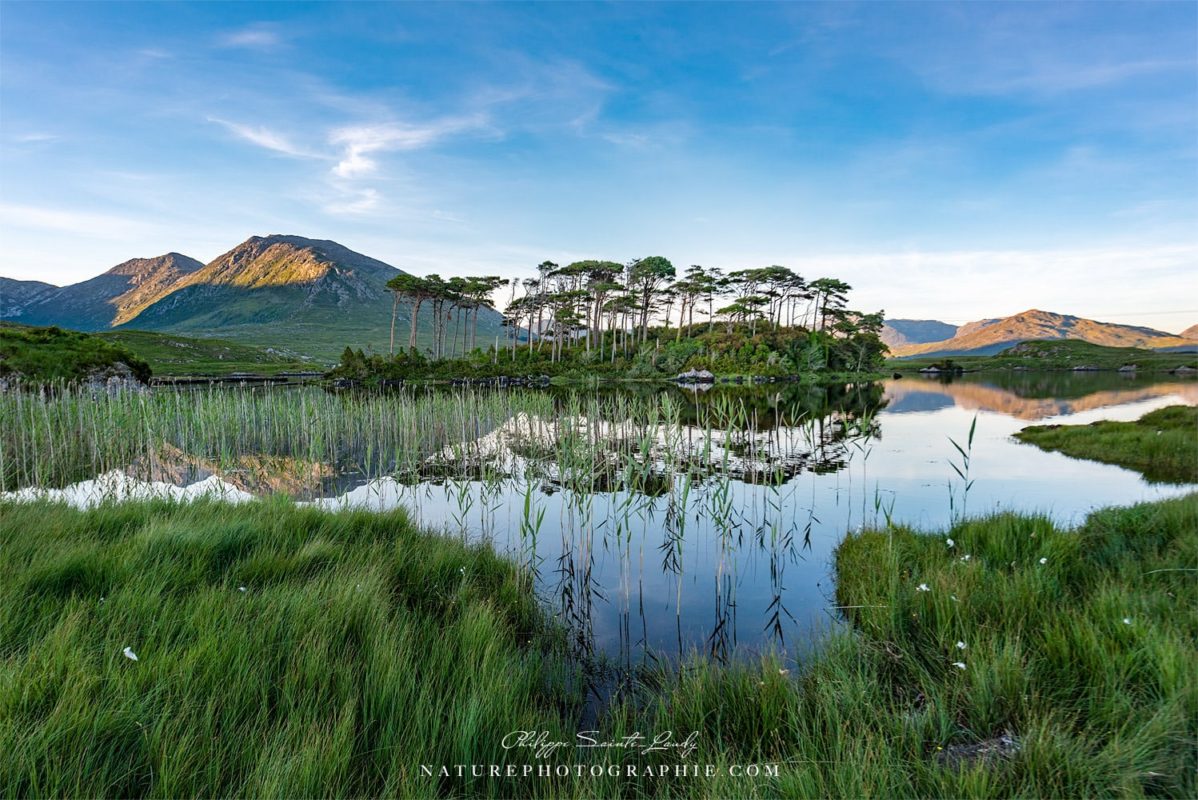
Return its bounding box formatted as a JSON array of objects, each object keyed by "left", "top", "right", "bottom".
[
  {"left": 7, "top": 373, "right": 1196, "bottom": 675},
  {"left": 307, "top": 374, "right": 1198, "bottom": 669}
]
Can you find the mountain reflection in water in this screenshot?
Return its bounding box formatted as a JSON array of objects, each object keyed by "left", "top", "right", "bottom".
[{"left": 3, "top": 374, "right": 1195, "bottom": 689}]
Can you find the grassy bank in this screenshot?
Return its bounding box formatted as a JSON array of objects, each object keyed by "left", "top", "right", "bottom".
[
  {"left": 2, "top": 493, "right": 1194, "bottom": 797},
  {"left": 0, "top": 323, "right": 151, "bottom": 385},
  {"left": 620, "top": 493, "right": 1198, "bottom": 797},
  {"left": 0, "top": 499, "right": 580, "bottom": 798},
  {"left": 99, "top": 330, "right": 316, "bottom": 377},
  {"left": 1015, "top": 405, "right": 1198, "bottom": 483},
  {"left": 892, "top": 339, "right": 1198, "bottom": 374}
]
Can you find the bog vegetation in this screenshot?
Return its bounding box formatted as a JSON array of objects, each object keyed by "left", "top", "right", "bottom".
[
  {"left": 0, "top": 322, "right": 151, "bottom": 384},
  {"left": 1, "top": 492, "right": 1193, "bottom": 798},
  {"left": 1016, "top": 405, "right": 1198, "bottom": 483}
]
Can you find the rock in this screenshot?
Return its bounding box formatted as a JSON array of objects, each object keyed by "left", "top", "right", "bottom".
[
  {"left": 1172, "top": 365, "right": 1197, "bottom": 374},
  {"left": 674, "top": 369, "right": 715, "bottom": 384},
  {"left": 1118, "top": 365, "right": 1137, "bottom": 372},
  {"left": 1072, "top": 365, "right": 1099, "bottom": 371},
  {"left": 892, "top": 372, "right": 903, "bottom": 379},
  {"left": 84, "top": 362, "right": 148, "bottom": 395},
  {"left": 934, "top": 733, "right": 1019, "bottom": 770},
  {"left": 919, "top": 366, "right": 941, "bottom": 374}
]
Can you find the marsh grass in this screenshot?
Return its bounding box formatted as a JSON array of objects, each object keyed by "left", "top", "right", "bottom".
[
  {"left": 1015, "top": 405, "right": 1197, "bottom": 483},
  {"left": 2, "top": 493, "right": 1193, "bottom": 798},
  {"left": 0, "top": 498, "right": 585, "bottom": 798},
  {"left": 614, "top": 493, "right": 1197, "bottom": 797}
]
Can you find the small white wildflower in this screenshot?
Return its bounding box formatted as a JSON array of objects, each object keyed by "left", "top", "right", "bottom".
[
  {"left": 238, "top": 586, "right": 246, "bottom": 592},
  {"left": 952, "top": 661, "right": 966, "bottom": 670},
  {"left": 956, "top": 641, "right": 966, "bottom": 650},
  {"left": 1122, "top": 617, "right": 1132, "bottom": 625},
  {"left": 778, "top": 668, "right": 789, "bottom": 676},
  {"left": 961, "top": 554, "right": 971, "bottom": 562},
  {"left": 1039, "top": 557, "right": 1048, "bottom": 565},
  {"left": 916, "top": 583, "right": 930, "bottom": 592},
  {"left": 946, "top": 538, "right": 955, "bottom": 548},
  {"left": 950, "top": 594, "right": 959, "bottom": 602},
  {"left": 122, "top": 646, "right": 139, "bottom": 662},
  {"left": 459, "top": 567, "right": 466, "bottom": 574}
]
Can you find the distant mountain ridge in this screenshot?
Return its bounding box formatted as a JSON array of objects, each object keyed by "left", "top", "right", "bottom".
[
  {"left": 881, "top": 319, "right": 958, "bottom": 349},
  {"left": 0, "top": 235, "right": 505, "bottom": 361},
  {"left": 16, "top": 253, "right": 205, "bottom": 329},
  {"left": 0, "top": 277, "right": 57, "bottom": 317},
  {"left": 890, "top": 309, "right": 1194, "bottom": 357}
]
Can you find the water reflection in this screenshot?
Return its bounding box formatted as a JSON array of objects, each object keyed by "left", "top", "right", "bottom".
[
  {"left": 889, "top": 371, "right": 1198, "bottom": 419},
  {"left": 4, "top": 375, "right": 1195, "bottom": 691}
]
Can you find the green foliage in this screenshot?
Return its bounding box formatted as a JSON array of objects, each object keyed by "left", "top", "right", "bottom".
[
  {"left": 616, "top": 493, "right": 1198, "bottom": 798},
  {"left": 99, "top": 330, "right": 312, "bottom": 376},
  {"left": 0, "top": 322, "right": 151, "bottom": 384},
  {"left": 1, "top": 488, "right": 1193, "bottom": 797},
  {"left": 328, "top": 347, "right": 431, "bottom": 381},
  {"left": 328, "top": 323, "right": 888, "bottom": 383},
  {"left": 0, "top": 499, "right": 578, "bottom": 798},
  {"left": 1016, "top": 404, "right": 1198, "bottom": 483}
]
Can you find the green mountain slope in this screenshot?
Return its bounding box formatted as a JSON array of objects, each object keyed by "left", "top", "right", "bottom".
[{"left": 0, "top": 235, "right": 506, "bottom": 361}]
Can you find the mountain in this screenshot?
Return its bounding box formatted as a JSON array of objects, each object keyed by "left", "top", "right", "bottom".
[
  {"left": 0, "top": 235, "right": 506, "bottom": 361},
  {"left": 1180, "top": 324, "right": 1198, "bottom": 340},
  {"left": 890, "top": 309, "right": 1194, "bottom": 357},
  {"left": 881, "top": 319, "right": 958, "bottom": 350},
  {"left": 16, "top": 253, "right": 205, "bottom": 330},
  {"left": 0, "top": 277, "right": 58, "bottom": 317}
]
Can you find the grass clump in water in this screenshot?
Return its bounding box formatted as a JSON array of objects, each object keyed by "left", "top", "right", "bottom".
[
  {"left": 614, "top": 493, "right": 1197, "bottom": 797},
  {"left": 1015, "top": 404, "right": 1197, "bottom": 483}
]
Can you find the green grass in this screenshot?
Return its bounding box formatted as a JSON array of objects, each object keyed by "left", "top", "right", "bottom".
[
  {"left": 892, "top": 339, "right": 1198, "bottom": 373},
  {"left": 2, "top": 494, "right": 1194, "bottom": 797},
  {"left": 619, "top": 493, "right": 1198, "bottom": 797},
  {"left": 1016, "top": 405, "right": 1198, "bottom": 483},
  {"left": 98, "top": 330, "right": 316, "bottom": 376},
  {"left": 0, "top": 322, "right": 151, "bottom": 385},
  {"left": 0, "top": 499, "right": 580, "bottom": 798}
]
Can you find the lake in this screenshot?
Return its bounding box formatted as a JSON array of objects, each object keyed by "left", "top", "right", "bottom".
[{"left": 3, "top": 372, "right": 1195, "bottom": 684}]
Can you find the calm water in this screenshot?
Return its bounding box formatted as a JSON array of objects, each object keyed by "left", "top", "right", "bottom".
[{"left": 7, "top": 373, "right": 1197, "bottom": 678}]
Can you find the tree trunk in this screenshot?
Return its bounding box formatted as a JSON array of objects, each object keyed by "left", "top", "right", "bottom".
[
  {"left": 408, "top": 298, "right": 424, "bottom": 353},
  {"left": 389, "top": 293, "right": 399, "bottom": 355}
]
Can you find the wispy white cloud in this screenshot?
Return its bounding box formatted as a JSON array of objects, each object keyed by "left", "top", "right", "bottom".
[
  {"left": 933, "top": 57, "right": 1192, "bottom": 97},
  {"left": 328, "top": 116, "right": 489, "bottom": 178},
  {"left": 321, "top": 188, "right": 382, "bottom": 216},
  {"left": 0, "top": 203, "right": 157, "bottom": 240},
  {"left": 795, "top": 243, "right": 1198, "bottom": 332},
  {"left": 207, "top": 117, "right": 321, "bottom": 159},
  {"left": 218, "top": 23, "right": 284, "bottom": 50},
  {"left": 10, "top": 132, "right": 59, "bottom": 144}
]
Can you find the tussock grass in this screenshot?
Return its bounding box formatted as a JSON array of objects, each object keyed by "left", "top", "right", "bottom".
[
  {"left": 621, "top": 493, "right": 1197, "bottom": 797},
  {"left": 0, "top": 322, "right": 151, "bottom": 385},
  {"left": 1016, "top": 405, "right": 1197, "bottom": 483},
  {"left": 2, "top": 494, "right": 1194, "bottom": 797},
  {"left": 0, "top": 499, "right": 579, "bottom": 798}
]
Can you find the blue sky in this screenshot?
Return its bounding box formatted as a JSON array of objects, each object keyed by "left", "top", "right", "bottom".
[{"left": 1, "top": 1, "right": 1195, "bottom": 330}]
